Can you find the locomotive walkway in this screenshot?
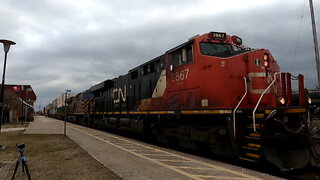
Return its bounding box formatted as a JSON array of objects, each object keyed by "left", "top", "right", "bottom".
[{"left": 25, "top": 116, "right": 283, "bottom": 180}]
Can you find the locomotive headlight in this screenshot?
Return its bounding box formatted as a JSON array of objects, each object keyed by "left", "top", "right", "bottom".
[
  {"left": 279, "top": 97, "right": 286, "bottom": 105},
  {"left": 277, "top": 96, "right": 286, "bottom": 105},
  {"left": 307, "top": 97, "right": 312, "bottom": 104},
  {"left": 263, "top": 54, "right": 269, "bottom": 67}
]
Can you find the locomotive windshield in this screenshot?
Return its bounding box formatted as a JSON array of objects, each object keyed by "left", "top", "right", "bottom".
[{"left": 200, "top": 42, "right": 233, "bottom": 57}]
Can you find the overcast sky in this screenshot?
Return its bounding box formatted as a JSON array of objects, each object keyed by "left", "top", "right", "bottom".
[{"left": 0, "top": 0, "right": 319, "bottom": 110}]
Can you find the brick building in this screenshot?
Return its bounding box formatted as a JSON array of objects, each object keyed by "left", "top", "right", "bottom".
[{"left": 1, "top": 84, "right": 36, "bottom": 123}]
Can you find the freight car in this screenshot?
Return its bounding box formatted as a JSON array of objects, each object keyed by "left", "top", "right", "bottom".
[{"left": 64, "top": 32, "right": 320, "bottom": 171}]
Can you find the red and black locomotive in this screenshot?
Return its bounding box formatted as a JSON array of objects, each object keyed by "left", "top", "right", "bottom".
[{"left": 65, "top": 32, "right": 320, "bottom": 171}]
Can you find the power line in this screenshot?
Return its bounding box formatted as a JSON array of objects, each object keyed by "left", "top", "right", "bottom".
[{"left": 291, "top": 0, "right": 307, "bottom": 73}]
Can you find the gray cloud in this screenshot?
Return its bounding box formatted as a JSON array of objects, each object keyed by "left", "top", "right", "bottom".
[{"left": 0, "top": 0, "right": 319, "bottom": 109}]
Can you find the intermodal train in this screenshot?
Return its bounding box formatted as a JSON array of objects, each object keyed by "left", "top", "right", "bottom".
[{"left": 48, "top": 32, "right": 320, "bottom": 171}]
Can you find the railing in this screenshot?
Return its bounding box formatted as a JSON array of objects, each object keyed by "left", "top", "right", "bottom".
[
  {"left": 233, "top": 77, "right": 247, "bottom": 139},
  {"left": 252, "top": 72, "right": 280, "bottom": 132}
]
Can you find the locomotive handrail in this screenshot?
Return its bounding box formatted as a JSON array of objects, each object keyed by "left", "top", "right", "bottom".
[
  {"left": 252, "top": 72, "right": 280, "bottom": 132},
  {"left": 233, "top": 77, "right": 247, "bottom": 139}
]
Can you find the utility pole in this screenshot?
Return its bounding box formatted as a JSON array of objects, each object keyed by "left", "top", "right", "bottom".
[
  {"left": 309, "top": 0, "right": 320, "bottom": 90},
  {"left": 64, "top": 90, "right": 71, "bottom": 136}
]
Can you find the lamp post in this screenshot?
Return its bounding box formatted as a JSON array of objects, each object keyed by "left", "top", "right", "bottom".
[
  {"left": 0, "top": 39, "right": 16, "bottom": 150},
  {"left": 64, "top": 90, "right": 71, "bottom": 136}
]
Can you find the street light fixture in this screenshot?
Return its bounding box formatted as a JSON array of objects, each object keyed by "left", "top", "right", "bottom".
[
  {"left": 64, "top": 89, "right": 71, "bottom": 136},
  {"left": 0, "top": 39, "right": 16, "bottom": 150}
]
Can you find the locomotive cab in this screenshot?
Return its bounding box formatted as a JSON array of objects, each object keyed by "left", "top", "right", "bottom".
[{"left": 166, "top": 32, "right": 281, "bottom": 109}]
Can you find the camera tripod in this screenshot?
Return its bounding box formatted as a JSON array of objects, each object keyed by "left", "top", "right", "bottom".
[{"left": 11, "top": 147, "right": 31, "bottom": 180}]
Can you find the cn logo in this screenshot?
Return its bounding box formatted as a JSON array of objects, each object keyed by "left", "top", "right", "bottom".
[{"left": 113, "top": 86, "right": 126, "bottom": 103}]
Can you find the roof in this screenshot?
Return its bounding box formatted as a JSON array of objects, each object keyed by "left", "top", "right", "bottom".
[
  {"left": 4, "top": 84, "right": 37, "bottom": 101},
  {"left": 89, "top": 80, "right": 114, "bottom": 93}
]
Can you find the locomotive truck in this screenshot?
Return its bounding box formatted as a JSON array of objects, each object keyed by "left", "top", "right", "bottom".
[{"left": 63, "top": 32, "right": 320, "bottom": 171}]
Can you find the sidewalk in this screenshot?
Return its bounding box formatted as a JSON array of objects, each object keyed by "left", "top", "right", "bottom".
[
  {"left": 2, "top": 128, "right": 25, "bottom": 132},
  {"left": 24, "top": 116, "right": 64, "bottom": 134}
]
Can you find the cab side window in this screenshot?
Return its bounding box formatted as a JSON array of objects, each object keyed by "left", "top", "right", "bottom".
[
  {"left": 170, "top": 44, "right": 193, "bottom": 67},
  {"left": 173, "top": 51, "right": 182, "bottom": 66},
  {"left": 186, "top": 45, "right": 193, "bottom": 63}
]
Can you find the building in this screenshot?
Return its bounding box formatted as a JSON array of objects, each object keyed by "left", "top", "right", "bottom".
[
  {"left": 44, "top": 103, "right": 54, "bottom": 115},
  {"left": 44, "top": 92, "right": 74, "bottom": 116},
  {"left": 1, "top": 84, "right": 37, "bottom": 123}
]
